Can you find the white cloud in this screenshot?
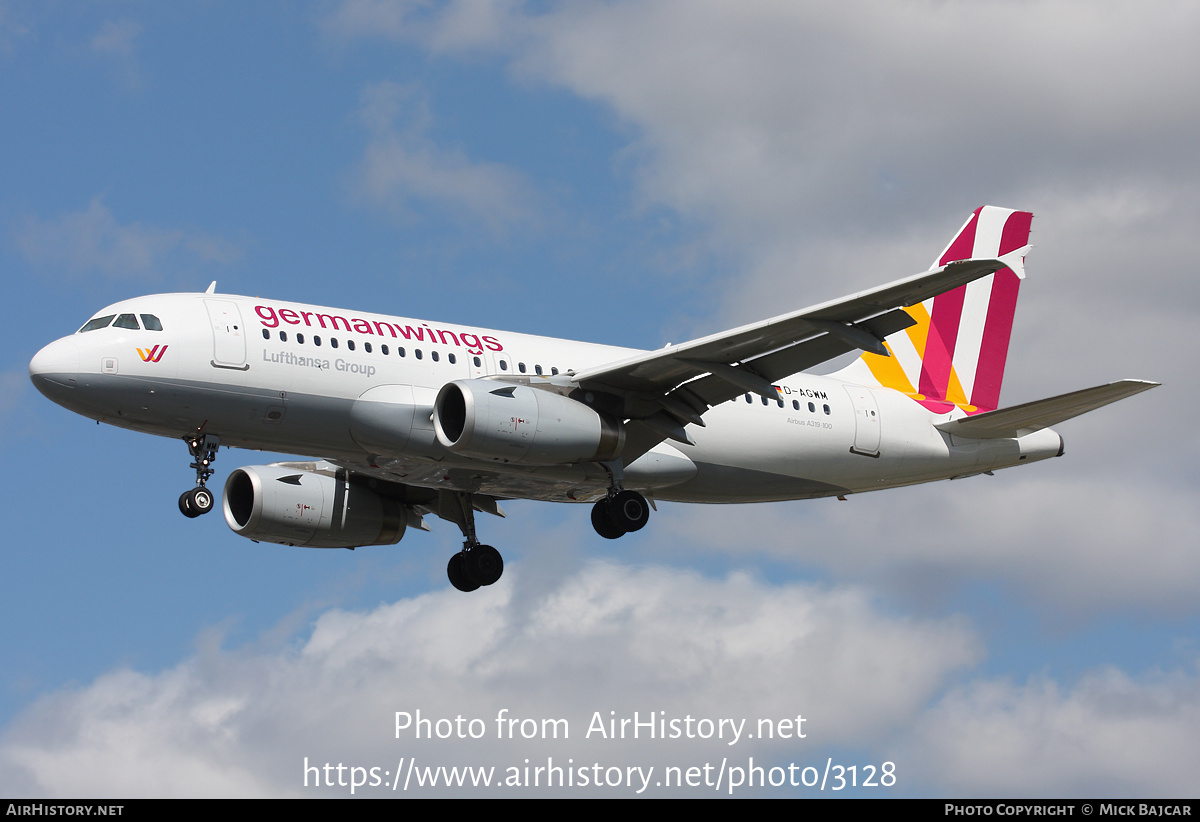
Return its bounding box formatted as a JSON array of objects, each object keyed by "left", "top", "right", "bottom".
[
  {"left": 325, "top": 1, "right": 1200, "bottom": 331},
  {"left": 907, "top": 665, "right": 1200, "bottom": 796},
  {"left": 6, "top": 557, "right": 1198, "bottom": 797},
  {"left": 14, "top": 197, "right": 241, "bottom": 279},
  {"left": 651, "top": 459, "right": 1197, "bottom": 617},
  {"left": 506, "top": 1, "right": 1200, "bottom": 226},
  {"left": 0, "top": 561, "right": 979, "bottom": 797},
  {"left": 351, "top": 81, "right": 537, "bottom": 233}
]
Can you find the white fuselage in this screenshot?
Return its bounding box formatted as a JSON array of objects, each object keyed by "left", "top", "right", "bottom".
[{"left": 29, "top": 292, "right": 1063, "bottom": 506}]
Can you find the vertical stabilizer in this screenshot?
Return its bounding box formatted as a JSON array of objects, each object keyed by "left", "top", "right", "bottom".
[{"left": 835, "top": 206, "right": 1032, "bottom": 414}]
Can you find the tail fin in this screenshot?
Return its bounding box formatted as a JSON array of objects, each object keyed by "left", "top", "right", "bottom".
[{"left": 838, "top": 206, "right": 1033, "bottom": 414}]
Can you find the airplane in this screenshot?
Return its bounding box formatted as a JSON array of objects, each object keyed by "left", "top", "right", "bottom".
[{"left": 28, "top": 206, "right": 1158, "bottom": 592}]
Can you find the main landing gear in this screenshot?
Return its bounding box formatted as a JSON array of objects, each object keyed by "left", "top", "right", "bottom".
[
  {"left": 590, "top": 461, "right": 650, "bottom": 539},
  {"left": 179, "top": 434, "right": 220, "bottom": 518},
  {"left": 591, "top": 489, "right": 650, "bottom": 539},
  {"left": 443, "top": 491, "right": 504, "bottom": 592}
]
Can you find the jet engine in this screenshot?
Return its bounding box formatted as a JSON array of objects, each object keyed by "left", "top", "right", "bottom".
[
  {"left": 433, "top": 379, "right": 625, "bottom": 464},
  {"left": 223, "top": 464, "right": 406, "bottom": 549}
]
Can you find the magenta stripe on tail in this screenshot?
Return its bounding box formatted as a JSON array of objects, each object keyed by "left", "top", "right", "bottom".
[
  {"left": 919, "top": 284, "right": 966, "bottom": 402},
  {"left": 970, "top": 268, "right": 1021, "bottom": 411}
]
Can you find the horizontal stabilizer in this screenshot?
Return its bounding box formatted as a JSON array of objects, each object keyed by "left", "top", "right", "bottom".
[{"left": 935, "top": 379, "right": 1159, "bottom": 439}]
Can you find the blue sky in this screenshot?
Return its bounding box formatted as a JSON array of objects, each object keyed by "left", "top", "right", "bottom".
[{"left": 2, "top": 1, "right": 1199, "bottom": 797}]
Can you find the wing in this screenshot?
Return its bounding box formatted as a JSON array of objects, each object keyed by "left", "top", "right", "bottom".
[{"left": 571, "top": 255, "right": 1020, "bottom": 454}]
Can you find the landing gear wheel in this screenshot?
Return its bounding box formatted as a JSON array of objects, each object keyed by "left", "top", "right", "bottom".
[
  {"left": 465, "top": 545, "right": 504, "bottom": 586},
  {"left": 447, "top": 553, "right": 481, "bottom": 592},
  {"left": 179, "top": 490, "right": 199, "bottom": 518},
  {"left": 190, "top": 487, "right": 214, "bottom": 515},
  {"left": 179, "top": 487, "right": 214, "bottom": 518},
  {"left": 611, "top": 490, "right": 649, "bottom": 533},
  {"left": 591, "top": 499, "right": 625, "bottom": 539}
]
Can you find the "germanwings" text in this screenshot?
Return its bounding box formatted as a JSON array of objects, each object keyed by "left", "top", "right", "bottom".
[{"left": 254, "top": 304, "right": 503, "bottom": 355}]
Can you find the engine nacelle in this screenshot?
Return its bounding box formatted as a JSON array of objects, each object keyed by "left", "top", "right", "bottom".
[
  {"left": 223, "top": 464, "right": 406, "bottom": 549},
  {"left": 433, "top": 379, "right": 625, "bottom": 464}
]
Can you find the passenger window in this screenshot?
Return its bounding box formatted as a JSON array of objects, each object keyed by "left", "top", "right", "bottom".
[
  {"left": 499, "top": 360, "right": 508, "bottom": 371},
  {"left": 79, "top": 315, "right": 116, "bottom": 333},
  {"left": 280, "top": 331, "right": 288, "bottom": 342},
  {"left": 398, "top": 347, "right": 406, "bottom": 357},
  {"left": 415, "top": 349, "right": 423, "bottom": 360},
  {"left": 535, "top": 364, "right": 543, "bottom": 376},
  {"left": 297, "top": 333, "right": 305, "bottom": 344},
  {"left": 777, "top": 399, "right": 784, "bottom": 408},
  {"left": 114, "top": 314, "right": 140, "bottom": 330},
  {"left": 140, "top": 314, "right": 163, "bottom": 331},
  {"left": 808, "top": 402, "right": 815, "bottom": 412},
  {"left": 381, "top": 344, "right": 388, "bottom": 355},
  {"left": 262, "top": 329, "right": 270, "bottom": 340},
  {"left": 432, "top": 351, "right": 439, "bottom": 362},
  {"left": 448, "top": 353, "right": 456, "bottom": 364},
  {"left": 518, "top": 362, "right": 526, "bottom": 373},
  {"left": 473, "top": 356, "right": 481, "bottom": 367},
  {"left": 745, "top": 394, "right": 752, "bottom": 404},
  {"left": 551, "top": 367, "right": 559, "bottom": 376},
  {"left": 792, "top": 400, "right": 800, "bottom": 410},
  {"left": 347, "top": 340, "right": 355, "bottom": 351},
  {"left": 823, "top": 404, "right": 831, "bottom": 415},
  {"left": 363, "top": 342, "right": 370, "bottom": 353},
  {"left": 314, "top": 336, "right": 322, "bottom": 347},
  {"left": 330, "top": 338, "right": 339, "bottom": 349}
]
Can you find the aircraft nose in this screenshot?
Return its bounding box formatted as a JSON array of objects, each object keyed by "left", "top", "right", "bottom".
[{"left": 29, "top": 337, "right": 81, "bottom": 397}]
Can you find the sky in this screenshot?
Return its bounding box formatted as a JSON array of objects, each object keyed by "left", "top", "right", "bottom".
[{"left": 1, "top": 0, "right": 1198, "bottom": 798}]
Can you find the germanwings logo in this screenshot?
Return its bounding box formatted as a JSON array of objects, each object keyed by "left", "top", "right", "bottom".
[{"left": 136, "top": 345, "right": 169, "bottom": 363}]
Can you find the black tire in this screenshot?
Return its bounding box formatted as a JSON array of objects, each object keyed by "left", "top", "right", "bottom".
[
  {"left": 447, "top": 552, "right": 480, "bottom": 592},
  {"left": 611, "top": 490, "right": 650, "bottom": 533},
  {"left": 591, "top": 499, "right": 625, "bottom": 539},
  {"left": 466, "top": 545, "right": 504, "bottom": 586},
  {"left": 191, "top": 487, "right": 215, "bottom": 515},
  {"left": 179, "top": 490, "right": 199, "bottom": 518}
]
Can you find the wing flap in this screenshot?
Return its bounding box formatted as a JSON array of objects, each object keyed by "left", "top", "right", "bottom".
[{"left": 935, "top": 379, "right": 1159, "bottom": 439}]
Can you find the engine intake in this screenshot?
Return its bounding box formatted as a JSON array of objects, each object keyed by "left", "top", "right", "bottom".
[
  {"left": 433, "top": 379, "right": 625, "bottom": 464},
  {"left": 223, "top": 464, "right": 406, "bottom": 549}
]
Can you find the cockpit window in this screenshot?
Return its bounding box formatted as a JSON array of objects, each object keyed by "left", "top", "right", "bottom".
[
  {"left": 79, "top": 315, "right": 116, "bottom": 333},
  {"left": 140, "top": 314, "right": 163, "bottom": 331},
  {"left": 113, "top": 314, "right": 141, "bottom": 330}
]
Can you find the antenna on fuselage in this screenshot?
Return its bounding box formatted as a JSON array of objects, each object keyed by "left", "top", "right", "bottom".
[{"left": 205, "top": 281, "right": 217, "bottom": 294}]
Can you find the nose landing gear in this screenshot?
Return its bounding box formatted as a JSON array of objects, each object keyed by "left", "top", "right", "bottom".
[{"left": 179, "top": 434, "right": 220, "bottom": 518}]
